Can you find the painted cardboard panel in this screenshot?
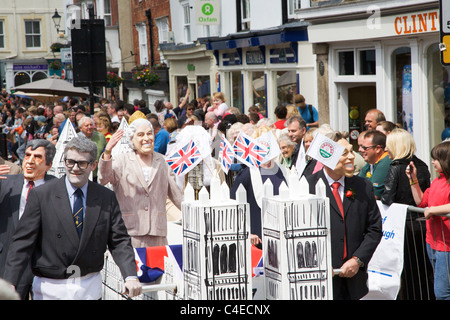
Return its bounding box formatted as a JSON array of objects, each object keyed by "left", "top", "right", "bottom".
[
  {"left": 262, "top": 178, "right": 333, "bottom": 300},
  {"left": 182, "top": 181, "right": 252, "bottom": 300}
]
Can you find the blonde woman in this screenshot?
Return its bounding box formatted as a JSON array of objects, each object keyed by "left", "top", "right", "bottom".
[{"left": 381, "top": 128, "right": 430, "bottom": 206}]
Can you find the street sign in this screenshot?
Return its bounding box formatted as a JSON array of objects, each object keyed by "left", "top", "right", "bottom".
[
  {"left": 195, "top": 0, "right": 220, "bottom": 25},
  {"left": 60, "top": 48, "right": 72, "bottom": 64},
  {"left": 439, "top": 0, "right": 450, "bottom": 65}
]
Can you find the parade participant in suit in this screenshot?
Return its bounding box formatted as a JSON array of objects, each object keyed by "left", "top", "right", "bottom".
[
  {"left": 306, "top": 131, "right": 382, "bottom": 300},
  {"left": 0, "top": 139, "right": 56, "bottom": 299},
  {"left": 3, "top": 137, "right": 141, "bottom": 299},
  {"left": 98, "top": 115, "right": 182, "bottom": 248}
]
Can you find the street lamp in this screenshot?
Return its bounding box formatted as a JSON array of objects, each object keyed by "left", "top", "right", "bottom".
[{"left": 52, "top": 9, "right": 62, "bottom": 33}]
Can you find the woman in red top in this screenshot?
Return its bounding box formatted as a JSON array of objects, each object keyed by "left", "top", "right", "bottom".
[
  {"left": 273, "top": 105, "right": 287, "bottom": 130},
  {"left": 407, "top": 140, "right": 450, "bottom": 300}
]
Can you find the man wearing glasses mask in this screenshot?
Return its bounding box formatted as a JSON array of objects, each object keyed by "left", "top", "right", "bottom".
[
  {"left": 358, "top": 130, "right": 391, "bottom": 199},
  {"left": 3, "top": 137, "right": 141, "bottom": 300}
]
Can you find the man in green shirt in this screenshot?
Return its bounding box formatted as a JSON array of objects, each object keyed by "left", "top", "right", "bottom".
[
  {"left": 358, "top": 130, "right": 391, "bottom": 199},
  {"left": 78, "top": 116, "right": 107, "bottom": 182}
]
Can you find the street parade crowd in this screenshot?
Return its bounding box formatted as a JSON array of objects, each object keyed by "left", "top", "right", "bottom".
[{"left": 0, "top": 88, "right": 449, "bottom": 301}]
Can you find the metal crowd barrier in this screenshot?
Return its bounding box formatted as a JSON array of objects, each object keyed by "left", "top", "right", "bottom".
[{"left": 399, "top": 206, "right": 434, "bottom": 300}]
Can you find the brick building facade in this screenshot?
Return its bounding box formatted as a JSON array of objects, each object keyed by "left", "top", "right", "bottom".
[{"left": 130, "top": 0, "right": 171, "bottom": 67}]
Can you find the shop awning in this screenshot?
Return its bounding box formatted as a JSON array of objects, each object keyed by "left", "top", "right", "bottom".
[{"left": 199, "top": 21, "right": 309, "bottom": 51}]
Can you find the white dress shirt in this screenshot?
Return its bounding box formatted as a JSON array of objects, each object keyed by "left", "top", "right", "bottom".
[
  {"left": 19, "top": 178, "right": 45, "bottom": 219},
  {"left": 322, "top": 170, "right": 345, "bottom": 201}
]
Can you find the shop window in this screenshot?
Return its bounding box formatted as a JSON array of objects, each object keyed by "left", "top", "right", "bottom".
[
  {"left": 392, "top": 47, "right": 412, "bottom": 132},
  {"left": 24, "top": 20, "right": 41, "bottom": 49},
  {"left": 230, "top": 71, "right": 243, "bottom": 112},
  {"left": 359, "top": 49, "right": 376, "bottom": 75},
  {"left": 14, "top": 72, "right": 31, "bottom": 87},
  {"left": 32, "top": 71, "right": 47, "bottom": 82},
  {"left": 251, "top": 71, "right": 266, "bottom": 112},
  {"left": 338, "top": 51, "right": 354, "bottom": 75},
  {"left": 197, "top": 76, "right": 210, "bottom": 100},
  {"left": 276, "top": 70, "right": 296, "bottom": 108},
  {"left": 427, "top": 43, "right": 450, "bottom": 147},
  {"left": 176, "top": 76, "right": 188, "bottom": 104},
  {"left": 338, "top": 49, "right": 376, "bottom": 76}
]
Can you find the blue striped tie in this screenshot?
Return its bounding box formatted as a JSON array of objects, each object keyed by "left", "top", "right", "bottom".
[{"left": 73, "top": 189, "right": 84, "bottom": 237}]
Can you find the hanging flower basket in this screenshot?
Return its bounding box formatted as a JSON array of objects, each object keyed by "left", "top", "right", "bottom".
[
  {"left": 49, "top": 60, "right": 63, "bottom": 70},
  {"left": 132, "top": 64, "right": 160, "bottom": 87},
  {"left": 50, "top": 42, "right": 68, "bottom": 52},
  {"left": 106, "top": 71, "right": 124, "bottom": 88},
  {"left": 153, "top": 62, "right": 167, "bottom": 70}
]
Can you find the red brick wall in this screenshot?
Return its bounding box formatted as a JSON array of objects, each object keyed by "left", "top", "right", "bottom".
[{"left": 130, "top": 0, "right": 171, "bottom": 67}]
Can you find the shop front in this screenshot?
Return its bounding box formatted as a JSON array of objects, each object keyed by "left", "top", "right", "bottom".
[
  {"left": 159, "top": 42, "right": 217, "bottom": 111},
  {"left": 201, "top": 21, "right": 317, "bottom": 120},
  {"left": 3, "top": 60, "right": 50, "bottom": 91},
  {"left": 303, "top": 3, "right": 449, "bottom": 171}
]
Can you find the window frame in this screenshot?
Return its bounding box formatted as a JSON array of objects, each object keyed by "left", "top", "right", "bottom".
[
  {"left": 103, "top": 0, "right": 112, "bottom": 26},
  {"left": 0, "top": 20, "right": 5, "bottom": 49},
  {"left": 24, "top": 19, "right": 41, "bottom": 49},
  {"left": 182, "top": 3, "right": 191, "bottom": 43},
  {"left": 236, "top": 0, "right": 250, "bottom": 32},
  {"left": 155, "top": 16, "right": 169, "bottom": 44}
]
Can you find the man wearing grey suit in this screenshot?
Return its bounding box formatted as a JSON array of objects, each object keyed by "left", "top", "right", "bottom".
[
  {"left": 3, "top": 137, "right": 141, "bottom": 299},
  {"left": 0, "top": 139, "right": 56, "bottom": 300}
]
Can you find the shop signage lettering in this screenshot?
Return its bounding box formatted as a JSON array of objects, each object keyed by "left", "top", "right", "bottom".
[
  {"left": 13, "top": 64, "right": 48, "bottom": 71},
  {"left": 394, "top": 12, "right": 439, "bottom": 35},
  {"left": 246, "top": 51, "right": 264, "bottom": 65},
  {"left": 195, "top": 0, "right": 220, "bottom": 25},
  {"left": 269, "top": 48, "right": 296, "bottom": 64},
  {"left": 222, "top": 52, "right": 241, "bottom": 66}
]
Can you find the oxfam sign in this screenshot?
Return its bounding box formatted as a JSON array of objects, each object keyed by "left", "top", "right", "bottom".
[{"left": 196, "top": 0, "right": 220, "bottom": 25}]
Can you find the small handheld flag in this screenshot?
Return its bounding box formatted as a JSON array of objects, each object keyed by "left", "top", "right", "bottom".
[
  {"left": 166, "top": 140, "right": 203, "bottom": 176},
  {"left": 233, "top": 132, "right": 268, "bottom": 168},
  {"left": 219, "top": 136, "right": 235, "bottom": 174}
]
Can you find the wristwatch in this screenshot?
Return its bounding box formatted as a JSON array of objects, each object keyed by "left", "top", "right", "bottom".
[{"left": 352, "top": 256, "right": 364, "bottom": 267}]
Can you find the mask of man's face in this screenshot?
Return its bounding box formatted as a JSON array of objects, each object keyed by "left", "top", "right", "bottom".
[
  {"left": 23, "top": 147, "right": 51, "bottom": 181},
  {"left": 333, "top": 139, "right": 355, "bottom": 178}
]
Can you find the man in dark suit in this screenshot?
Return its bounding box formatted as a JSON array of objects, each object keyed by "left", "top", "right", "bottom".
[
  {"left": 0, "top": 139, "right": 56, "bottom": 300},
  {"left": 3, "top": 136, "right": 141, "bottom": 299},
  {"left": 306, "top": 131, "right": 382, "bottom": 300}
]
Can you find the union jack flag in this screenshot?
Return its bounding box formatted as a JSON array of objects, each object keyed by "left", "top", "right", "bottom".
[
  {"left": 219, "top": 136, "right": 234, "bottom": 174},
  {"left": 233, "top": 132, "right": 268, "bottom": 168},
  {"left": 166, "top": 140, "right": 202, "bottom": 176}
]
